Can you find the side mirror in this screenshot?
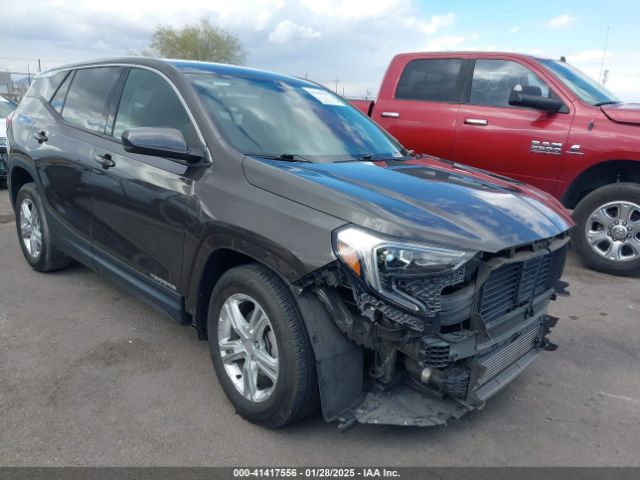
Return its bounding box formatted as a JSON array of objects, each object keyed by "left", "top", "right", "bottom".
[
  {"left": 121, "top": 127, "right": 203, "bottom": 162},
  {"left": 508, "top": 85, "right": 564, "bottom": 113}
]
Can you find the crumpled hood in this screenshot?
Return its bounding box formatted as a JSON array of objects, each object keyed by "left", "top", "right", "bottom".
[
  {"left": 601, "top": 103, "right": 640, "bottom": 125},
  {"left": 242, "top": 156, "right": 574, "bottom": 253}
]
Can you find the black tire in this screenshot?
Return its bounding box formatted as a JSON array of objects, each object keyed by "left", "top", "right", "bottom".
[
  {"left": 207, "top": 263, "right": 319, "bottom": 427},
  {"left": 572, "top": 182, "right": 640, "bottom": 276},
  {"left": 0, "top": 178, "right": 7, "bottom": 189},
  {"left": 15, "top": 183, "right": 71, "bottom": 272}
]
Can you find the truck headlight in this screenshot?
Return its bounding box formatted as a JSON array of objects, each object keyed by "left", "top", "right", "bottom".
[{"left": 333, "top": 226, "right": 476, "bottom": 311}]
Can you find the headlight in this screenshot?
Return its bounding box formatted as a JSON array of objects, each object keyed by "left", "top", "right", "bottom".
[{"left": 333, "top": 226, "right": 476, "bottom": 311}]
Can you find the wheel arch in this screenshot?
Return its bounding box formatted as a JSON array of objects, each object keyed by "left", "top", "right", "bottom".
[
  {"left": 9, "top": 161, "right": 37, "bottom": 208},
  {"left": 561, "top": 160, "right": 640, "bottom": 209},
  {"left": 186, "top": 228, "right": 315, "bottom": 340}
]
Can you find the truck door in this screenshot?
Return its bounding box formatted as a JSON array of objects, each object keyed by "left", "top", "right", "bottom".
[
  {"left": 373, "top": 57, "right": 466, "bottom": 160},
  {"left": 452, "top": 58, "right": 574, "bottom": 195}
]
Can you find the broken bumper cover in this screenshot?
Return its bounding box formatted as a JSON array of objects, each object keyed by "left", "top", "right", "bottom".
[{"left": 345, "top": 307, "right": 558, "bottom": 428}]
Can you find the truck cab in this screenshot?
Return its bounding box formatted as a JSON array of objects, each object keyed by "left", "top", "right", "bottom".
[{"left": 353, "top": 52, "right": 640, "bottom": 276}]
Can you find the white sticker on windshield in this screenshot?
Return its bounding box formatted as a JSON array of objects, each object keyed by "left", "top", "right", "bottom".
[{"left": 302, "top": 87, "right": 346, "bottom": 106}]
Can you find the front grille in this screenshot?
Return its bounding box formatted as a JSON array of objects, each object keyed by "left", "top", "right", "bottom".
[
  {"left": 476, "top": 325, "right": 540, "bottom": 386},
  {"left": 477, "top": 253, "right": 552, "bottom": 324}
]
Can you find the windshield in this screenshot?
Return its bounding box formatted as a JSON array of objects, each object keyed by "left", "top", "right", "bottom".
[
  {"left": 0, "top": 98, "right": 16, "bottom": 118},
  {"left": 540, "top": 59, "right": 619, "bottom": 106},
  {"left": 187, "top": 73, "right": 405, "bottom": 162}
]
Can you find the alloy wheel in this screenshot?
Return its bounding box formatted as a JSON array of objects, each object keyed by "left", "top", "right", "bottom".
[
  {"left": 217, "top": 293, "right": 279, "bottom": 403},
  {"left": 585, "top": 201, "right": 640, "bottom": 262},
  {"left": 19, "top": 198, "right": 43, "bottom": 259}
]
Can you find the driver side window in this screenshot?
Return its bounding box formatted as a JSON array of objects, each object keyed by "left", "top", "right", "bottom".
[
  {"left": 470, "top": 59, "right": 556, "bottom": 108},
  {"left": 111, "top": 68, "right": 197, "bottom": 144}
]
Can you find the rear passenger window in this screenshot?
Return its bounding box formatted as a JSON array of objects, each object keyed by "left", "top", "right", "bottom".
[
  {"left": 50, "top": 72, "right": 73, "bottom": 113},
  {"left": 470, "top": 59, "right": 556, "bottom": 108},
  {"left": 62, "top": 67, "right": 121, "bottom": 133},
  {"left": 112, "top": 68, "right": 196, "bottom": 144},
  {"left": 395, "top": 59, "right": 463, "bottom": 102},
  {"left": 28, "top": 70, "right": 69, "bottom": 100}
]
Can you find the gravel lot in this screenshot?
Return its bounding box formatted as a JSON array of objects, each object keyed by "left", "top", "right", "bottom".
[{"left": 0, "top": 188, "right": 639, "bottom": 467}]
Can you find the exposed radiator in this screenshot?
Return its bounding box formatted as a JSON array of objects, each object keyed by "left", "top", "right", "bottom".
[{"left": 476, "top": 325, "right": 540, "bottom": 386}]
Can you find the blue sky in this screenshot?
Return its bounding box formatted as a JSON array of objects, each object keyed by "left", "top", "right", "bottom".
[{"left": 1, "top": 0, "right": 639, "bottom": 100}]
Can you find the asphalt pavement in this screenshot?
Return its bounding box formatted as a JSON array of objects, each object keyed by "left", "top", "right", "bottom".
[{"left": 1, "top": 189, "right": 639, "bottom": 466}]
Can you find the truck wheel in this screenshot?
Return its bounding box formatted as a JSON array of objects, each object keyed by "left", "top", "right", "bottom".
[
  {"left": 15, "top": 183, "right": 71, "bottom": 272},
  {"left": 572, "top": 182, "right": 640, "bottom": 276},
  {"left": 207, "top": 263, "right": 319, "bottom": 427}
]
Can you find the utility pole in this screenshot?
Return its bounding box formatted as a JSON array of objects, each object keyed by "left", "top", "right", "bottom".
[
  {"left": 598, "top": 26, "right": 610, "bottom": 84},
  {"left": 38, "top": 58, "right": 41, "bottom": 72},
  {"left": 334, "top": 76, "right": 339, "bottom": 94},
  {"left": 602, "top": 69, "right": 609, "bottom": 86}
]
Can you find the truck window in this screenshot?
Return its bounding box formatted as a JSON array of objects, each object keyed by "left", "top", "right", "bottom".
[
  {"left": 395, "top": 59, "right": 463, "bottom": 102},
  {"left": 470, "top": 59, "right": 556, "bottom": 108}
]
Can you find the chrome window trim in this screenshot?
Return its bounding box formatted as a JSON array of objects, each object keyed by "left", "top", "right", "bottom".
[{"left": 49, "top": 63, "right": 211, "bottom": 162}]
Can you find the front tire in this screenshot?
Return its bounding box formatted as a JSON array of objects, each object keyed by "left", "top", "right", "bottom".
[
  {"left": 207, "top": 263, "right": 319, "bottom": 427},
  {"left": 572, "top": 182, "right": 640, "bottom": 276},
  {"left": 15, "top": 183, "right": 71, "bottom": 272}
]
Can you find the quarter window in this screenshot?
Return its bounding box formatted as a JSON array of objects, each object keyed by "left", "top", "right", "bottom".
[
  {"left": 395, "top": 59, "right": 463, "bottom": 102},
  {"left": 50, "top": 72, "right": 73, "bottom": 114},
  {"left": 112, "top": 68, "right": 195, "bottom": 143},
  {"left": 61, "top": 67, "right": 121, "bottom": 132},
  {"left": 470, "top": 59, "right": 557, "bottom": 108}
]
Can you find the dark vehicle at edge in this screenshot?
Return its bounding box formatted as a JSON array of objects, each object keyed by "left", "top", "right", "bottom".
[
  {"left": 6, "top": 58, "right": 573, "bottom": 428},
  {"left": 0, "top": 95, "right": 17, "bottom": 187}
]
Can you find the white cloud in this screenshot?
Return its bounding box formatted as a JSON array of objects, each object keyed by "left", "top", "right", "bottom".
[
  {"left": 268, "top": 20, "right": 321, "bottom": 44},
  {"left": 510, "top": 26, "right": 520, "bottom": 33},
  {"left": 299, "top": 0, "right": 410, "bottom": 18},
  {"left": 424, "top": 35, "right": 466, "bottom": 51},
  {"left": 419, "top": 13, "right": 456, "bottom": 34},
  {"left": 570, "top": 49, "right": 609, "bottom": 63},
  {"left": 548, "top": 14, "right": 572, "bottom": 28}
]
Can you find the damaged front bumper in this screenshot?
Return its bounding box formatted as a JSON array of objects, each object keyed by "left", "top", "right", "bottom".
[
  {"left": 299, "top": 234, "right": 569, "bottom": 429},
  {"left": 352, "top": 310, "right": 558, "bottom": 428}
]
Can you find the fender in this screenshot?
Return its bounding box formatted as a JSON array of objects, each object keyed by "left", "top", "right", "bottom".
[
  {"left": 183, "top": 222, "right": 316, "bottom": 315},
  {"left": 7, "top": 153, "right": 40, "bottom": 208}
]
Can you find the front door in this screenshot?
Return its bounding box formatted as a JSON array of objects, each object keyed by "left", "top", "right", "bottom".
[
  {"left": 452, "top": 58, "right": 574, "bottom": 195},
  {"left": 89, "top": 67, "right": 200, "bottom": 303}
]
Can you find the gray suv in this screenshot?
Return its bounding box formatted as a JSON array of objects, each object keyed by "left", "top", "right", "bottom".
[{"left": 6, "top": 58, "right": 573, "bottom": 428}]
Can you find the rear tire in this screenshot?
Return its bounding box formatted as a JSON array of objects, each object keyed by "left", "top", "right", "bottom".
[
  {"left": 15, "top": 183, "right": 71, "bottom": 272},
  {"left": 572, "top": 182, "right": 640, "bottom": 276},
  {"left": 207, "top": 263, "right": 319, "bottom": 427}
]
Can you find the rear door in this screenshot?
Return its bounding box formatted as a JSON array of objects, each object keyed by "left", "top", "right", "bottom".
[
  {"left": 34, "top": 66, "right": 122, "bottom": 263},
  {"left": 373, "top": 56, "right": 467, "bottom": 160},
  {"left": 88, "top": 67, "right": 201, "bottom": 315},
  {"left": 452, "top": 57, "right": 574, "bottom": 194}
]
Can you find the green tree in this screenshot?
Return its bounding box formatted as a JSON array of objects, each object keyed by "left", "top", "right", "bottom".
[{"left": 147, "top": 17, "right": 246, "bottom": 65}]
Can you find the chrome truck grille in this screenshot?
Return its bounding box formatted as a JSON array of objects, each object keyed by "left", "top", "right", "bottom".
[{"left": 476, "top": 325, "right": 540, "bottom": 386}]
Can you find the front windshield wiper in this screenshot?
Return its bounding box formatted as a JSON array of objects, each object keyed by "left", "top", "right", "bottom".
[
  {"left": 246, "top": 153, "right": 311, "bottom": 163},
  {"left": 594, "top": 101, "right": 621, "bottom": 107},
  {"left": 336, "top": 153, "right": 410, "bottom": 163}
]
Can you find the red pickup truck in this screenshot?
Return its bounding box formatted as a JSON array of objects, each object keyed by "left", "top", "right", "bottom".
[{"left": 352, "top": 52, "right": 640, "bottom": 276}]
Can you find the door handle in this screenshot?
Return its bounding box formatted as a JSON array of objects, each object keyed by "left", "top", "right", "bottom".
[
  {"left": 95, "top": 153, "right": 115, "bottom": 170},
  {"left": 33, "top": 131, "right": 48, "bottom": 143},
  {"left": 464, "top": 118, "right": 488, "bottom": 126},
  {"left": 381, "top": 111, "right": 400, "bottom": 118}
]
